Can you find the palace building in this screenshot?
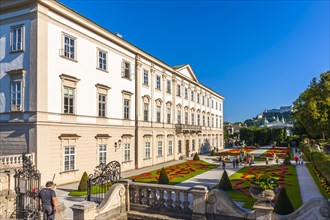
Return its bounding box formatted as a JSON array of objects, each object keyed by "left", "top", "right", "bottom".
[{"left": 0, "top": 0, "right": 224, "bottom": 185}]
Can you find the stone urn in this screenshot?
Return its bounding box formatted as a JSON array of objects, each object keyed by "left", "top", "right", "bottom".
[{"left": 249, "top": 185, "right": 276, "bottom": 203}]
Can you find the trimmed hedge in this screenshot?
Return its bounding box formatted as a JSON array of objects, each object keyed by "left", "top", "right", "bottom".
[
  {"left": 274, "top": 187, "right": 294, "bottom": 215},
  {"left": 218, "top": 170, "right": 232, "bottom": 190},
  {"left": 300, "top": 143, "right": 330, "bottom": 185},
  {"left": 193, "top": 153, "right": 200, "bottom": 160},
  {"left": 158, "top": 167, "right": 169, "bottom": 184},
  {"left": 78, "top": 171, "right": 89, "bottom": 191}
]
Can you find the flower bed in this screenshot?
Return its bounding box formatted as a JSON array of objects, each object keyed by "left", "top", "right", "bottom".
[
  {"left": 222, "top": 165, "right": 301, "bottom": 210},
  {"left": 215, "top": 148, "right": 255, "bottom": 156},
  {"left": 130, "top": 160, "right": 218, "bottom": 185},
  {"left": 254, "top": 148, "right": 290, "bottom": 161}
]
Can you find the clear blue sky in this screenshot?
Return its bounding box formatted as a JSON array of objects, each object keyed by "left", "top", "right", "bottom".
[{"left": 59, "top": 0, "right": 330, "bottom": 123}]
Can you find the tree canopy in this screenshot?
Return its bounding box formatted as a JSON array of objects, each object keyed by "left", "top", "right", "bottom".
[{"left": 293, "top": 71, "right": 330, "bottom": 139}]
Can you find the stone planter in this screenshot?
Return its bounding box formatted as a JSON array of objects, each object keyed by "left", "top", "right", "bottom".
[{"left": 249, "top": 185, "right": 275, "bottom": 203}]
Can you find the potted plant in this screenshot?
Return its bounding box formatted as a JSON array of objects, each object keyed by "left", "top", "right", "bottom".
[{"left": 249, "top": 174, "right": 278, "bottom": 204}]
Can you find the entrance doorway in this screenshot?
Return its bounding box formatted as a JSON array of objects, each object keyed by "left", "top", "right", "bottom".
[{"left": 185, "top": 140, "right": 189, "bottom": 157}]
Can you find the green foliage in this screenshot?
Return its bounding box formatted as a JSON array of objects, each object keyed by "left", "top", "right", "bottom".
[
  {"left": 271, "top": 128, "right": 285, "bottom": 146},
  {"left": 274, "top": 188, "right": 294, "bottom": 215},
  {"left": 78, "top": 171, "right": 89, "bottom": 191},
  {"left": 218, "top": 170, "right": 233, "bottom": 190},
  {"left": 193, "top": 153, "right": 200, "bottom": 160},
  {"left": 240, "top": 127, "right": 255, "bottom": 145},
  {"left": 69, "top": 184, "right": 111, "bottom": 196},
  {"left": 250, "top": 174, "right": 278, "bottom": 190},
  {"left": 293, "top": 71, "right": 330, "bottom": 139},
  {"left": 210, "top": 149, "right": 215, "bottom": 156},
  {"left": 158, "top": 167, "right": 169, "bottom": 184}
]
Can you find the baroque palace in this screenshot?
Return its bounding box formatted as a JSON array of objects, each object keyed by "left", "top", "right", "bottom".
[{"left": 0, "top": 0, "right": 224, "bottom": 185}]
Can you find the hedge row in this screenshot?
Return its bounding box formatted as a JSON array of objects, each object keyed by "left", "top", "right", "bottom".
[{"left": 300, "top": 143, "right": 330, "bottom": 185}]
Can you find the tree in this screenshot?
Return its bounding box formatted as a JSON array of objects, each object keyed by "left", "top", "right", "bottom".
[
  {"left": 274, "top": 188, "right": 294, "bottom": 215},
  {"left": 293, "top": 71, "right": 330, "bottom": 139},
  {"left": 218, "top": 170, "right": 232, "bottom": 190},
  {"left": 240, "top": 127, "right": 255, "bottom": 145},
  {"left": 271, "top": 128, "right": 285, "bottom": 145},
  {"left": 78, "top": 171, "right": 89, "bottom": 191},
  {"left": 254, "top": 127, "right": 270, "bottom": 146},
  {"left": 158, "top": 167, "right": 169, "bottom": 184}
]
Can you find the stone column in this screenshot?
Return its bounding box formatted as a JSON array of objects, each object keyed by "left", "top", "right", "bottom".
[
  {"left": 71, "top": 201, "right": 97, "bottom": 220},
  {"left": 253, "top": 203, "right": 274, "bottom": 220},
  {"left": 118, "top": 179, "right": 132, "bottom": 212},
  {"left": 191, "top": 185, "right": 208, "bottom": 220}
]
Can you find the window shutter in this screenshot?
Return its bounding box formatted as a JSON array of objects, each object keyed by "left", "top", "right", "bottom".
[{"left": 121, "top": 61, "right": 125, "bottom": 77}]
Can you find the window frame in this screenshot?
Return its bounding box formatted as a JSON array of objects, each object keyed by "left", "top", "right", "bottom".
[
  {"left": 10, "top": 80, "right": 23, "bottom": 112},
  {"left": 64, "top": 146, "right": 76, "bottom": 171},
  {"left": 166, "top": 79, "right": 171, "bottom": 93},
  {"left": 184, "top": 87, "right": 188, "bottom": 99},
  {"left": 156, "top": 75, "right": 161, "bottom": 90},
  {"left": 157, "top": 141, "right": 163, "bottom": 157},
  {"left": 122, "top": 61, "right": 131, "bottom": 79},
  {"left": 98, "top": 144, "right": 107, "bottom": 164},
  {"left": 98, "top": 93, "right": 106, "bottom": 117},
  {"left": 143, "top": 69, "right": 149, "bottom": 86},
  {"left": 124, "top": 143, "right": 130, "bottom": 161},
  {"left": 97, "top": 49, "right": 108, "bottom": 71},
  {"left": 10, "top": 25, "right": 24, "bottom": 52},
  {"left": 177, "top": 109, "right": 181, "bottom": 124},
  {"left": 144, "top": 103, "right": 149, "bottom": 121},
  {"left": 64, "top": 86, "right": 75, "bottom": 114},
  {"left": 167, "top": 107, "right": 171, "bottom": 124},
  {"left": 176, "top": 85, "right": 181, "bottom": 96},
  {"left": 61, "top": 33, "right": 76, "bottom": 61},
  {"left": 145, "top": 141, "right": 151, "bottom": 159},
  {"left": 191, "top": 91, "right": 194, "bottom": 101},
  {"left": 124, "top": 99, "right": 130, "bottom": 119},
  {"left": 197, "top": 93, "right": 200, "bottom": 104},
  {"left": 156, "top": 105, "right": 161, "bottom": 123}
]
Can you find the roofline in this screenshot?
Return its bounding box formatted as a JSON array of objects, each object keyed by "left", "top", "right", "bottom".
[{"left": 1, "top": 0, "right": 224, "bottom": 100}]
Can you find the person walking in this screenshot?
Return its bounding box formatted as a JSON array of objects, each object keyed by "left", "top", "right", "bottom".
[
  {"left": 222, "top": 160, "right": 226, "bottom": 170},
  {"left": 232, "top": 158, "right": 236, "bottom": 169},
  {"left": 38, "top": 181, "right": 58, "bottom": 220}
]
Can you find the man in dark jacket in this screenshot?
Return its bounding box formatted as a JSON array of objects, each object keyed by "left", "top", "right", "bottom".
[{"left": 38, "top": 181, "right": 58, "bottom": 220}]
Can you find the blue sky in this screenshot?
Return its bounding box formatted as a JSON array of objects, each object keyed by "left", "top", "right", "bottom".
[{"left": 59, "top": 0, "right": 330, "bottom": 122}]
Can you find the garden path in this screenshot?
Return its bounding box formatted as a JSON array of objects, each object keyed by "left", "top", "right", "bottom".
[{"left": 293, "top": 148, "right": 323, "bottom": 203}]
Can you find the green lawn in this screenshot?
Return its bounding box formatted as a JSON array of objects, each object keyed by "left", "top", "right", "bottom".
[
  {"left": 129, "top": 160, "right": 218, "bottom": 185},
  {"left": 215, "top": 165, "right": 302, "bottom": 210},
  {"left": 68, "top": 184, "right": 111, "bottom": 196}
]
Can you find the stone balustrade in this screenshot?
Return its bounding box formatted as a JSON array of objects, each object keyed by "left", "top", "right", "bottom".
[{"left": 0, "top": 153, "right": 34, "bottom": 168}]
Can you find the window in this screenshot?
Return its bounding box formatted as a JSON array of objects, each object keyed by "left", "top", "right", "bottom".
[
  {"left": 98, "top": 94, "right": 106, "bottom": 117},
  {"left": 197, "top": 93, "right": 200, "bottom": 104},
  {"left": 212, "top": 116, "right": 214, "bottom": 127},
  {"left": 10, "top": 81, "right": 22, "bottom": 111},
  {"left": 184, "top": 87, "right": 188, "bottom": 99},
  {"left": 219, "top": 103, "right": 222, "bottom": 111},
  {"left": 208, "top": 116, "right": 210, "bottom": 127},
  {"left": 144, "top": 103, "right": 149, "bottom": 121},
  {"left": 64, "top": 146, "right": 75, "bottom": 171},
  {"left": 145, "top": 142, "right": 151, "bottom": 159},
  {"left": 99, "top": 144, "right": 107, "bottom": 164},
  {"left": 143, "top": 70, "right": 149, "bottom": 85},
  {"left": 124, "top": 144, "right": 130, "bottom": 161},
  {"left": 167, "top": 79, "right": 171, "bottom": 93},
  {"left": 177, "top": 110, "right": 181, "bottom": 124},
  {"left": 216, "top": 118, "right": 218, "bottom": 128},
  {"left": 156, "top": 75, "right": 161, "bottom": 90},
  {"left": 124, "top": 99, "right": 130, "bottom": 119},
  {"left": 216, "top": 101, "right": 218, "bottom": 110},
  {"left": 191, "top": 91, "right": 194, "bottom": 101},
  {"left": 168, "top": 140, "right": 173, "bottom": 155},
  {"left": 167, "top": 107, "right": 171, "bottom": 124},
  {"left": 199, "top": 139, "right": 201, "bottom": 151},
  {"left": 178, "top": 140, "right": 182, "bottom": 153},
  {"left": 63, "top": 34, "right": 75, "bottom": 60},
  {"left": 11, "top": 26, "right": 23, "bottom": 52},
  {"left": 64, "top": 87, "right": 75, "bottom": 114},
  {"left": 122, "top": 61, "right": 130, "bottom": 79},
  {"left": 156, "top": 106, "right": 161, "bottom": 123},
  {"left": 207, "top": 98, "right": 209, "bottom": 107},
  {"left": 191, "top": 113, "right": 195, "bottom": 125},
  {"left": 157, "top": 141, "right": 162, "bottom": 156},
  {"left": 197, "top": 114, "right": 200, "bottom": 126},
  {"left": 98, "top": 50, "right": 107, "bottom": 71},
  {"left": 202, "top": 96, "right": 205, "bottom": 105},
  {"left": 185, "top": 112, "right": 188, "bottom": 124},
  {"left": 177, "top": 85, "right": 181, "bottom": 96},
  {"left": 192, "top": 140, "right": 195, "bottom": 151},
  {"left": 212, "top": 100, "right": 214, "bottom": 109},
  {"left": 203, "top": 115, "right": 205, "bottom": 126}
]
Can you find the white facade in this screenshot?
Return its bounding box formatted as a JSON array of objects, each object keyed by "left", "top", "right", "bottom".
[{"left": 0, "top": 0, "right": 224, "bottom": 185}]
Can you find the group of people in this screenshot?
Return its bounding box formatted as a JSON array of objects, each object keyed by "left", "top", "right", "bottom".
[
  {"left": 294, "top": 148, "right": 304, "bottom": 165},
  {"left": 219, "top": 153, "right": 255, "bottom": 170}
]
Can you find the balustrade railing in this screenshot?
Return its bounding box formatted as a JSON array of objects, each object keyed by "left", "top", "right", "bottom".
[
  {"left": 128, "top": 181, "right": 193, "bottom": 214},
  {"left": 175, "top": 124, "right": 202, "bottom": 133},
  {"left": 0, "top": 153, "right": 34, "bottom": 167}
]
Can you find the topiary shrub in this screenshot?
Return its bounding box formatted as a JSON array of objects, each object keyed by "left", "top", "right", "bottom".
[
  {"left": 193, "top": 153, "right": 200, "bottom": 160},
  {"left": 78, "top": 171, "right": 89, "bottom": 191},
  {"left": 283, "top": 155, "right": 291, "bottom": 165},
  {"left": 210, "top": 149, "right": 215, "bottom": 156},
  {"left": 218, "top": 170, "right": 232, "bottom": 190},
  {"left": 158, "top": 167, "right": 169, "bottom": 184},
  {"left": 274, "top": 187, "right": 294, "bottom": 215}
]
